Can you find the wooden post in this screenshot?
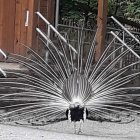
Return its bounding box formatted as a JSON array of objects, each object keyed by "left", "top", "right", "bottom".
[{"left": 95, "top": 0, "right": 108, "bottom": 62}]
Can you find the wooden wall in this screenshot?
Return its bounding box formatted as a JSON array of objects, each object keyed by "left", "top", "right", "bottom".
[
  {"left": 0, "top": 0, "right": 16, "bottom": 54},
  {"left": 39, "top": 0, "right": 55, "bottom": 31},
  {"left": 0, "top": 0, "right": 55, "bottom": 56}
]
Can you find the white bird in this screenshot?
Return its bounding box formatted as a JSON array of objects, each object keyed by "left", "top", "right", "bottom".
[{"left": 0, "top": 27, "right": 140, "bottom": 134}]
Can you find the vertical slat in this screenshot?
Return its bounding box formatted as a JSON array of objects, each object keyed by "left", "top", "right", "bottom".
[
  {"left": 27, "top": 0, "right": 40, "bottom": 51},
  {"left": 0, "top": 0, "right": 3, "bottom": 50},
  {"left": 14, "top": 0, "right": 29, "bottom": 56},
  {"left": 4, "top": 0, "right": 11, "bottom": 52},
  {"left": 39, "top": 0, "right": 48, "bottom": 32},
  {"left": 46, "top": 0, "right": 55, "bottom": 40},
  {"left": 14, "top": 0, "right": 22, "bottom": 54},
  {"left": 0, "top": 0, "right": 16, "bottom": 53},
  {"left": 19, "top": 0, "right": 28, "bottom": 56},
  {"left": 8, "top": 0, "right": 16, "bottom": 53},
  {"left": 47, "top": 0, "right": 55, "bottom": 25}
]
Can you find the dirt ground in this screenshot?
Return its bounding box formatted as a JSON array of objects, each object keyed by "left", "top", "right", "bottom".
[{"left": 0, "top": 119, "right": 140, "bottom": 140}]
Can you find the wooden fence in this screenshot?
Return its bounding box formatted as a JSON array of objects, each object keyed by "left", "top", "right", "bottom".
[{"left": 0, "top": 0, "right": 55, "bottom": 56}]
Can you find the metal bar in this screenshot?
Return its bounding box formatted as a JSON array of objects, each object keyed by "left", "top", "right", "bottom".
[
  {"left": 25, "top": 10, "right": 29, "bottom": 27},
  {"left": 111, "top": 31, "right": 140, "bottom": 59},
  {"left": 107, "top": 27, "right": 140, "bottom": 35},
  {"left": 58, "top": 24, "right": 96, "bottom": 32},
  {"left": 47, "top": 25, "right": 51, "bottom": 47},
  {"left": 36, "top": 11, "right": 77, "bottom": 54},
  {"left": 0, "top": 68, "right": 7, "bottom": 77},
  {"left": 119, "top": 31, "right": 125, "bottom": 68},
  {"left": 55, "top": 0, "right": 60, "bottom": 30},
  {"left": 36, "top": 28, "right": 50, "bottom": 44},
  {"left": 0, "top": 49, "right": 7, "bottom": 58},
  {"left": 36, "top": 27, "right": 65, "bottom": 57},
  {"left": 58, "top": 24, "right": 140, "bottom": 35},
  {"left": 111, "top": 16, "right": 140, "bottom": 44}
]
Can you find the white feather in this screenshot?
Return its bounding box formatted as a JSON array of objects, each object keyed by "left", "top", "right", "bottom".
[
  {"left": 0, "top": 49, "right": 7, "bottom": 59},
  {"left": 0, "top": 68, "right": 7, "bottom": 77}
]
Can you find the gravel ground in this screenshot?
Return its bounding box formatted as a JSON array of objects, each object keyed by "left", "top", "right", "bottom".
[
  {"left": 0, "top": 119, "right": 140, "bottom": 140},
  {"left": 0, "top": 124, "right": 133, "bottom": 140}
]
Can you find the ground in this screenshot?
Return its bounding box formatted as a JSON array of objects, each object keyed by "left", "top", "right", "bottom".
[{"left": 0, "top": 119, "right": 140, "bottom": 140}]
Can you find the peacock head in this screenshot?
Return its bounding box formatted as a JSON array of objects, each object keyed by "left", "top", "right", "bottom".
[{"left": 70, "top": 97, "right": 84, "bottom": 108}]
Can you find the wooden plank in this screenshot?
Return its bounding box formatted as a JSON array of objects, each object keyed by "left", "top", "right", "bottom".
[
  {"left": 47, "top": 0, "right": 55, "bottom": 24},
  {"left": 8, "top": 0, "right": 16, "bottom": 53},
  {"left": 14, "top": 0, "right": 22, "bottom": 54},
  {"left": 40, "top": 6, "right": 48, "bottom": 14},
  {"left": 27, "top": 0, "right": 40, "bottom": 52},
  {"left": 14, "top": 0, "right": 29, "bottom": 56},
  {"left": 0, "top": 0, "right": 16, "bottom": 53},
  {"left": 19, "top": 0, "right": 28, "bottom": 56},
  {"left": 95, "top": 0, "right": 108, "bottom": 62},
  {"left": 2, "top": 0, "right": 10, "bottom": 52},
  {"left": 0, "top": 0, "right": 3, "bottom": 51},
  {"left": 40, "top": 0, "right": 48, "bottom": 7},
  {"left": 45, "top": 0, "right": 55, "bottom": 40},
  {"left": 0, "top": 0, "right": 57, "bottom": 57}
]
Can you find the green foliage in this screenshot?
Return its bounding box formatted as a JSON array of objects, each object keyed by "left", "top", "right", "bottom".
[
  {"left": 108, "top": 0, "right": 127, "bottom": 17},
  {"left": 59, "top": 0, "right": 140, "bottom": 24},
  {"left": 126, "top": 0, "right": 140, "bottom": 19},
  {"left": 108, "top": 0, "right": 140, "bottom": 20},
  {"left": 59, "top": 0, "right": 98, "bottom": 20}
]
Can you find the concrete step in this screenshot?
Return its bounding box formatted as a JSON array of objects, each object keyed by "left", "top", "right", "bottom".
[{"left": 0, "top": 62, "right": 28, "bottom": 72}]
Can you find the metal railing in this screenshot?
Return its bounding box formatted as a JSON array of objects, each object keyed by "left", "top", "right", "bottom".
[
  {"left": 35, "top": 11, "right": 77, "bottom": 54},
  {"left": 111, "top": 16, "right": 140, "bottom": 45},
  {"left": 110, "top": 16, "right": 140, "bottom": 69},
  {"left": 35, "top": 13, "right": 140, "bottom": 70}
]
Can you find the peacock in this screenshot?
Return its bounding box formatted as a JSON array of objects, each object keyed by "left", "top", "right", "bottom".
[{"left": 0, "top": 22, "right": 140, "bottom": 134}]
